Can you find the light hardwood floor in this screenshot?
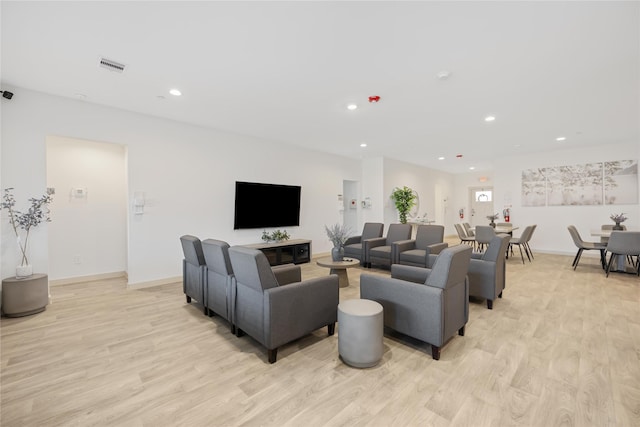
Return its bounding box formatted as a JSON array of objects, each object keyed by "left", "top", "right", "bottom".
[{"left": 2, "top": 244, "right": 639, "bottom": 426}]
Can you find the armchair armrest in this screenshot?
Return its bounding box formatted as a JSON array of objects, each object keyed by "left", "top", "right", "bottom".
[
  {"left": 272, "top": 264, "right": 301, "bottom": 285},
  {"left": 363, "top": 237, "right": 387, "bottom": 263},
  {"left": 470, "top": 252, "right": 483, "bottom": 260},
  {"left": 264, "top": 275, "right": 339, "bottom": 349},
  {"left": 394, "top": 239, "right": 416, "bottom": 253},
  {"left": 427, "top": 242, "right": 448, "bottom": 256},
  {"left": 391, "top": 264, "right": 431, "bottom": 283},
  {"left": 344, "top": 236, "right": 362, "bottom": 246}
]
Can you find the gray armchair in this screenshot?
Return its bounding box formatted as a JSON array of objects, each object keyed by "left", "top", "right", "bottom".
[
  {"left": 396, "top": 224, "right": 448, "bottom": 268},
  {"left": 468, "top": 234, "right": 510, "bottom": 309},
  {"left": 202, "top": 239, "right": 236, "bottom": 331},
  {"left": 228, "top": 246, "right": 339, "bottom": 363},
  {"left": 367, "top": 223, "right": 412, "bottom": 268},
  {"left": 343, "top": 222, "right": 384, "bottom": 266},
  {"left": 180, "top": 235, "right": 207, "bottom": 314},
  {"left": 360, "top": 245, "right": 472, "bottom": 360}
]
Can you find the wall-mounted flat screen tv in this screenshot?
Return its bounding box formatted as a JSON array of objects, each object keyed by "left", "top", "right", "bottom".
[{"left": 234, "top": 181, "right": 301, "bottom": 229}]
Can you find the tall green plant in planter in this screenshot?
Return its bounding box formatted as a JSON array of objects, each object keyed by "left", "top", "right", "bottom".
[{"left": 391, "top": 186, "right": 416, "bottom": 224}]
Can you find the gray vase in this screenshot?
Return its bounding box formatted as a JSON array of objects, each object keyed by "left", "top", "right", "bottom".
[{"left": 331, "top": 246, "right": 344, "bottom": 262}]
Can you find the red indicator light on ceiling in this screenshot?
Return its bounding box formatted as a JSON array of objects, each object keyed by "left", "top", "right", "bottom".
[
  {"left": 456, "top": 154, "right": 463, "bottom": 158},
  {"left": 368, "top": 96, "right": 380, "bottom": 103}
]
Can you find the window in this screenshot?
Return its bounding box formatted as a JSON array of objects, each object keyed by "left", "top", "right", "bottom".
[{"left": 475, "top": 190, "right": 492, "bottom": 202}]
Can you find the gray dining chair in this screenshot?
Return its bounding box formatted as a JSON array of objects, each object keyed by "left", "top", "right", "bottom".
[
  {"left": 474, "top": 225, "right": 495, "bottom": 253},
  {"left": 567, "top": 226, "right": 607, "bottom": 270},
  {"left": 509, "top": 225, "right": 534, "bottom": 264},
  {"left": 455, "top": 223, "right": 475, "bottom": 248},
  {"left": 605, "top": 231, "right": 640, "bottom": 277},
  {"left": 462, "top": 222, "right": 475, "bottom": 237}
]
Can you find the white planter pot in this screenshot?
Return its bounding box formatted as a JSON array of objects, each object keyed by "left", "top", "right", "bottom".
[{"left": 16, "top": 264, "right": 33, "bottom": 278}]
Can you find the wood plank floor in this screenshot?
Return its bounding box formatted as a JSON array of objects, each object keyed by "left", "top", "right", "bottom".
[{"left": 2, "top": 244, "right": 639, "bottom": 426}]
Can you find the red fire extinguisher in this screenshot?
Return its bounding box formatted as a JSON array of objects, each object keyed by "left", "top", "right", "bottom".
[
  {"left": 503, "top": 208, "right": 510, "bottom": 222},
  {"left": 459, "top": 208, "right": 464, "bottom": 219}
]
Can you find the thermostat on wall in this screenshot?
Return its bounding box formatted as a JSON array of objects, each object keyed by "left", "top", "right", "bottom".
[{"left": 71, "top": 187, "right": 87, "bottom": 198}]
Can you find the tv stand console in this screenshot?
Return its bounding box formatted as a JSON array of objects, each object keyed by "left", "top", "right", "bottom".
[{"left": 245, "top": 239, "right": 312, "bottom": 266}]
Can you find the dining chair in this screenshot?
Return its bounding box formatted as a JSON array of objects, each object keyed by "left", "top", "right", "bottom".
[
  {"left": 463, "top": 222, "right": 475, "bottom": 237},
  {"left": 600, "top": 224, "right": 627, "bottom": 244},
  {"left": 474, "top": 225, "right": 495, "bottom": 253},
  {"left": 455, "top": 223, "right": 475, "bottom": 248},
  {"left": 605, "top": 231, "right": 640, "bottom": 277},
  {"left": 509, "top": 225, "right": 534, "bottom": 264},
  {"left": 567, "top": 226, "right": 607, "bottom": 270}
]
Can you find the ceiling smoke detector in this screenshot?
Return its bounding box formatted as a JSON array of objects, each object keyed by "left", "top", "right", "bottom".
[
  {"left": 368, "top": 96, "right": 380, "bottom": 103},
  {"left": 98, "top": 57, "right": 126, "bottom": 73}
]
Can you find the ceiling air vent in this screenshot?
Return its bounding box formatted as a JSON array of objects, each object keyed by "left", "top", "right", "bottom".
[{"left": 98, "top": 57, "right": 126, "bottom": 73}]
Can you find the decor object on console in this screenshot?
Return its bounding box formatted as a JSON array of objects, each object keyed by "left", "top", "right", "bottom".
[
  {"left": 486, "top": 213, "right": 500, "bottom": 228},
  {"left": 390, "top": 186, "right": 417, "bottom": 224},
  {"left": 610, "top": 213, "right": 627, "bottom": 230},
  {"left": 261, "top": 229, "right": 290, "bottom": 243},
  {"left": 325, "top": 223, "right": 351, "bottom": 261},
  {"left": 1, "top": 188, "right": 53, "bottom": 278}
]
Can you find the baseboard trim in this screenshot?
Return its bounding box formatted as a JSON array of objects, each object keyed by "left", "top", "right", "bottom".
[
  {"left": 127, "top": 276, "right": 182, "bottom": 290},
  {"left": 50, "top": 271, "right": 127, "bottom": 287}
]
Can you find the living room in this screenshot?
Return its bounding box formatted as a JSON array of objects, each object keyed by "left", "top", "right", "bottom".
[{"left": 1, "top": 1, "right": 639, "bottom": 425}]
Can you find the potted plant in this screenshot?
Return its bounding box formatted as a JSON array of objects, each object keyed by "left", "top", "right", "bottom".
[
  {"left": 261, "top": 229, "right": 290, "bottom": 243},
  {"left": 610, "top": 213, "right": 627, "bottom": 230},
  {"left": 325, "top": 223, "right": 351, "bottom": 261},
  {"left": 486, "top": 213, "right": 500, "bottom": 228},
  {"left": 391, "top": 186, "right": 417, "bottom": 224},
  {"left": 1, "top": 188, "right": 53, "bottom": 278}
]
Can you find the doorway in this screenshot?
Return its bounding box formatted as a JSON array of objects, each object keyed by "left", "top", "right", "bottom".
[
  {"left": 342, "top": 180, "right": 359, "bottom": 235},
  {"left": 468, "top": 186, "right": 494, "bottom": 227},
  {"left": 46, "top": 136, "right": 128, "bottom": 282}
]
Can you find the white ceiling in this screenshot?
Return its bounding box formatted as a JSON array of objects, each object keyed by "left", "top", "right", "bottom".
[{"left": 2, "top": 1, "right": 638, "bottom": 174}]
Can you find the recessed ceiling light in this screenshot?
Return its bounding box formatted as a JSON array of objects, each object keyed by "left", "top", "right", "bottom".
[
  {"left": 360, "top": 143, "right": 367, "bottom": 148},
  {"left": 484, "top": 116, "right": 496, "bottom": 122},
  {"left": 438, "top": 156, "right": 445, "bottom": 160},
  {"left": 469, "top": 166, "right": 476, "bottom": 170},
  {"left": 169, "top": 89, "right": 182, "bottom": 96},
  {"left": 347, "top": 104, "right": 358, "bottom": 110},
  {"left": 556, "top": 136, "right": 566, "bottom": 141},
  {"left": 437, "top": 71, "right": 451, "bottom": 80}
]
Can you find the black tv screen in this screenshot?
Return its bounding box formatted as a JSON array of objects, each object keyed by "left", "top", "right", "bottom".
[{"left": 234, "top": 181, "right": 301, "bottom": 229}]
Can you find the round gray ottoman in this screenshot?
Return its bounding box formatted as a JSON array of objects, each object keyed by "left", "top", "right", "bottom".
[{"left": 338, "top": 299, "right": 384, "bottom": 368}]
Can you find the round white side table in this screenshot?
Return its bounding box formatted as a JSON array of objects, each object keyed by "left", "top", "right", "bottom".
[{"left": 338, "top": 299, "right": 384, "bottom": 368}]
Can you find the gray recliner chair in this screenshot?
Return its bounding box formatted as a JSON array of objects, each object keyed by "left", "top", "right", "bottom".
[
  {"left": 360, "top": 244, "right": 472, "bottom": 360},
  {"left": 202, "top": 239, "right": 236, "bottom": 331},
  {"left": 228, "top": 246, "right": 339, "bottom": 363},
  {"left": 468, "top": 234, "right": 510, "bottom": 309},
  {"left": 396, "top": 224, "right": 448, "bottom": 268},
  {"left": 202, "top": 239, "right": 303, "bottom": 333},
  {"left": 180, "top": 235, "right": 207, "bottom": 315},
  {"left": 367, "top": 223, "right": 412, "bottom": 268},
  {"left": 343, "top": 222, "right": 384, "bottom": 266}
]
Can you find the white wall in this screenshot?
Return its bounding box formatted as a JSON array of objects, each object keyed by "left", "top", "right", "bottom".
[
  {"left": 492, "top": 142, "right": 639, "bottom": 255},
  {"left": 46, "top": 136, "right": 127, "bottom": 280},
  {"left": 1, "top": 86, "right": 360, "bottom": 284},
  {"left": 382, "top": 157, "right": 455, "bottom": 232}
]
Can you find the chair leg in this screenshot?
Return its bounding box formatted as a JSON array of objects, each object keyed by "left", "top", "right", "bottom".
[
  {"left": 523, "top": 244, "right": 532, "bottom": 262},
  {"left": 431, "top": 345, "right": 441, "bottom": 360},
  {"left": 268, "top": 348, "right": 278, "bottom": 364},
  {"left": 230, "top": 324, "right": 236, "bottom": 334},
  {"left": 235, "top": 328, "right": 245, "bottom": 338},
  {"left": 526, "top": 243, "right": 534, "bottom": 260},
  {"left": 599, "top": 250, "right": 606, "bottom": 269},
  {"left": 203, "top": 306, "right": 208, "bottom": 315},
  {"left": 498, "top": 291, "right": 503, "bottom": 298},
  {"left": 518, "top": 244, "right": 525, "bottom": 264},
  {"left": 458, "top": 326, "right": 465, "bottom": 336},
  {"left": 605, "top": 254, "right": 616, "bottom": 277},
  {"left": 487, "top": 300, "right": 493, "bottom": 310},
  {"left": 327, "top": 323, "right": 335, "bottom": 336},
  {"left": 572, "top": 248, "right": 583, "bottom": 269},
  {"left": 186, "top": 295, "right": 191, "bottom": 303}
]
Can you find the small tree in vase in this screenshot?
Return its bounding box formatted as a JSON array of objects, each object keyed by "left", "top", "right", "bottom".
[
  {"left": 325, "top": 223, "right": 351, "bottom": 261},
  {"left": 1, "top": 188, "right": 54, "bottom": 278}
]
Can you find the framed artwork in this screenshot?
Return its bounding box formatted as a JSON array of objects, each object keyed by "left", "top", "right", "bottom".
[{"left": 604, "top": 160, "right": 638, "bottom": 205}]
